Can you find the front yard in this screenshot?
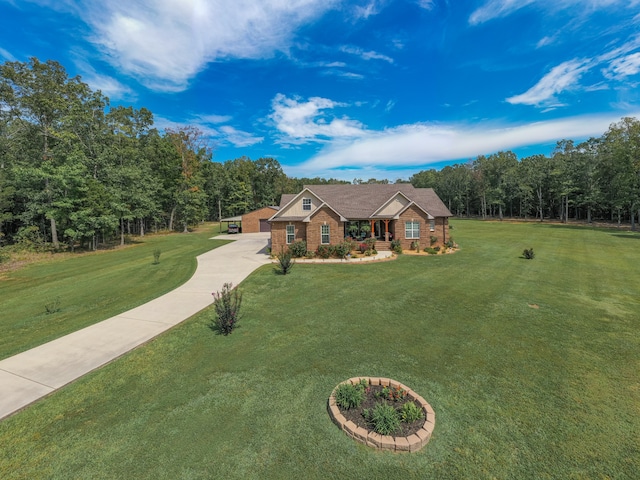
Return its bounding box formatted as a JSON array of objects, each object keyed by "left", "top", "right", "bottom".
[{"left": 1, "top": 220, "right": 638, "bottom": 478}]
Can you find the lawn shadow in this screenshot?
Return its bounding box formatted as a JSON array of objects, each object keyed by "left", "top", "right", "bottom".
[{"left": 610, "top": 233, "right": 640, "bottom": 240}]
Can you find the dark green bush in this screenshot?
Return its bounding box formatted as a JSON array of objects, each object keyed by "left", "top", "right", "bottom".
[
  {"left": 276, "top": 248, "right": 294, "bottom": 274},
  {"left": 333, "top": 241, "right": 351, "bottom": 259},
  {"left": 391, "top": 239, "right": 402, "bottom": 254},
  {"left": 288, "top": 240, "right": 307, "bottom": 258},
  {"left": 445, "top": 238, "right": 455, "bottom": 249},
  {"left": 363, "top": 403, "right": 401, "bottom": 435},
  {"left": 15, "top": 225, "right": 49, "bottom": 252},
  {"left": 423, "top": 247, "right": 438, "bottom": 254},
  {"left": 316, "top": 245, "right": 330, "bottom": 259},
  {"left": 44, "top": 297, "right": 61, "bottom": 315},
  {"left": 430, "top": 235, "right": 438, "bottom": 245},
  {"left": 210, "top": 282, "right": 242, "bottom": 335},
  {"left": 334, "top": 382, "right": 366, "bottom": 410}
]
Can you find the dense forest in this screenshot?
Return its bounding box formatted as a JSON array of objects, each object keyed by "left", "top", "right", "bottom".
[{"left": 1, "top": 58, "right": 639, "bottom": 252}]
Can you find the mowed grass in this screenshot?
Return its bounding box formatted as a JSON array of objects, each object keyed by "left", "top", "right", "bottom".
[
  {"left": 1, "top": 220, "right": 639, "bottom": 479},
  {"left": 0, "top": 224, "right": 228, "bottom": 360}
]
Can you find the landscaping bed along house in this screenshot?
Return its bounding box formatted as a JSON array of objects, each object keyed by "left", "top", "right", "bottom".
[{"left": 328, "top": 377, "right": 435, "bottom": 453}]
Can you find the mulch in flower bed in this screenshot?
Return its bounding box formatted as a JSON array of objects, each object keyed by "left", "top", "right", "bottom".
[{"left": 337, "top": 385, "right": 425, "bottom": 437}]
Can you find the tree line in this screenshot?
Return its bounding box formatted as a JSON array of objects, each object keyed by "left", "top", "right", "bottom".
[
  {"left": 1, "top": 58, "right": 639, "bottom": 252},
  {"left": 0, "top": 58, "right": 348, "bottom": 250},
  {"left": 410, "top": 118, "right": 640, "bottom": 229}
]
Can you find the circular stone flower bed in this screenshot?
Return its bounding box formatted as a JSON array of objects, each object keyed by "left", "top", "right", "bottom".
[{"left": 328, "top": 377, "right": 435, "bottom": 452}]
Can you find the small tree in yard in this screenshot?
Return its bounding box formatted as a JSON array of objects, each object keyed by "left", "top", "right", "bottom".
[
  {"left": 276, "top": 248, "right": 294, "bottom": 275},
  {"left": 211, "top": 283, "right": 242, "bottom": 335}
]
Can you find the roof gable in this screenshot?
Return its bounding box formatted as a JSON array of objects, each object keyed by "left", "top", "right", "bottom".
[{"left": 371, "top": 191, "right": 412, "bottom": 217}]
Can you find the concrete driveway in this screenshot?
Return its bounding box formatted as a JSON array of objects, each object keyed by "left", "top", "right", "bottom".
[{"left": 0, "top": 233, "right": 271, "bottom": 420}]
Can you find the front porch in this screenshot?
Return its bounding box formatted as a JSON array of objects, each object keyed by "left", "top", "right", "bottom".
[{"left": 344, "top": 219, "right": 395, "bottom": 242}]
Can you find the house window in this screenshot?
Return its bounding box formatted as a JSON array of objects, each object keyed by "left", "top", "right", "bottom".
[
  {"left": 405, "top": 221, "right": 420, "bottom": 239},
  {"left": 430, "top": 220, "right": 435, "bottom": 232},
  {"left": 286, "top": 225, "right": 295, "bottom": 244},
  {"left": 321, "top": 225, "right": 330, "bottom": 244},
  {"left": 302, "top": 198, "right": 312, "bottom": 211}
]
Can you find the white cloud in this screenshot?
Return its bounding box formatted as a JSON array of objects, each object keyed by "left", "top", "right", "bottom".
[
  {"left": 83, "top": 72, "right": 135, "bottom": 100},
  {"left": 0, "top": 47, "right": 16, "bottom": 62},
  {"left": 192, "top": 114, "right": 233, "bottom": 125},
  {"left": 219, "top": 125, "right": 264, "bottom": 147},
  {"left": 75, "top": 0, "right": 339, "bottom": 91},
  {"left": 340, "top": 45, "right": 394, "bottom": 63},
  {"left": 506, "top": 59, "right": 591, "bottom": 106},
  {"left": 300, "top": 112, "right": 640, "bottom": 176},
  {"left": 603, "top": 52, "right": 640, "bottom": 79},
  {"left": 352, "top": 0, "right": 384, "bottom": 19},
  {"left": 470, "top": 0, "right": 624, "bottom": 25},
  {"left": 269, "top": 93, "right": 367, "bottom": 144},
  {"left": 415, "top": 0, "right": 436, "bottom": 10},
  {"left": 536, "top": 35, "right": 556, "bottom": 48},
  {"left": 469, "top": 0, "right": 535, "bottom": 25},
  {"left": 154, "top": 113, "right": 262, "bottom": 147},
  {"left": 72, "top": 56, "right": 135, "bottom": 100},
  {"left": 322, "top": 70, "right": 365, "bottom": 79}
]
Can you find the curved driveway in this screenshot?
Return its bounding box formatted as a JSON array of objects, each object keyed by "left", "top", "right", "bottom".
[{"left": 0, "top": 233, "right": 271, "bottom": 420}]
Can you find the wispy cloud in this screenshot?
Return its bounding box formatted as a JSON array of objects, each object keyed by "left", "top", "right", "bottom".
[
  {"left": 218, "top": 125, "right": 264, "bottom": 147},
  {"left": 0, "top": 47, "right": 16, "bottom": 62},
  {"left": 192, "top": 114, "right": 233, "bottom": 125},
  {"left": 269, "top": 93, "right": 367, "bottom": 144},
  {"left": 351, "top": 0, "right": 385, "bottom": 19},
  {"left": 536, "top": 35, "right": 557, "bottom": 48},
  {"left": 301, "top": 113, "right": 639, "bottom": 177},
  {"left": 72, "top": 55, "right": 135, "bottom": 100},
  {"left": 415, "top": 0, "right": 436, "bottom": 10},
  {"left": 340, "top": 45, "right": 394, "bottom": 63},
  {"left": 508, "top": 35, "right": 640, "bottom": 108},
  {"left": 506, "top": 59, "right": 591, "bottom": 107},
  {"left": 469, "top": 0, "right": 535, "bottom": 25},
  {"left": 470, "top": 0, "right": 625, "bottom": 25},
  {"left": 603, "top": 52, "right": 640, "bottom": 80},
  {"left": 154, "top": 113, "right": 262, "bottom": 148},
  {"left": 67, "top": 0, "right": 340, "bottom": 91}
]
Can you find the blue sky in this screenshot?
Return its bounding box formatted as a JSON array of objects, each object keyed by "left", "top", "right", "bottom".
[{"left": 1, "top": 0, "right": 640, "bottom": 181}]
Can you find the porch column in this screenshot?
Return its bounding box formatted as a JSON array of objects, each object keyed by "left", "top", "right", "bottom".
[
  {"left": 370, "top": 220, "right": 375, "bottom": 239},
  {"left": 384, "top": 219, "right": 389, "bottom": 241}
]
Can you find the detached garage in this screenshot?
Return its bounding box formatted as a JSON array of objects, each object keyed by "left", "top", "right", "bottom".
[{"left": 239, "top": 206, "right": 279, "bottom": 233}]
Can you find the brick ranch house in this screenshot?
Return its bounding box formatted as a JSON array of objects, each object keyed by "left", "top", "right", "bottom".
[{"left": 268, "top": 184, "right": 452, "bottom": 253}]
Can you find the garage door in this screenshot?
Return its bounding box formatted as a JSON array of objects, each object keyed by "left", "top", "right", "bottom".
[{"left": 259, "top": 219, "right": 270, "bottom": 232}]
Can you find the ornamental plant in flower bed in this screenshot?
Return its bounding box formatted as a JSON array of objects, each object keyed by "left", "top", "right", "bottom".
[{"left": 334, "top": 380, "right": 424, "bottom": 437}]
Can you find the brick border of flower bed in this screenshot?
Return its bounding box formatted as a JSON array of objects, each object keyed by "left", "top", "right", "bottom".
[{"left": 328, "top": 377, "right": 435, "bottom": 453}]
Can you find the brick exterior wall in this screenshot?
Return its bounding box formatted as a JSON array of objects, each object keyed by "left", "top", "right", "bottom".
[
  {"left": 270, "top": 221, "right": 306, "bottom": 253},
  {"left": 395, "top": 205, "right": 449, "bottom": 250},
  {"left": 270, "top": 207, "right": 344, "bottom": 253},
  {"left": 305, "top": 207, "right": 343, "bottom": 252},
  {"left": 241, "top": 206, "right": 278, "bottom": 233}
]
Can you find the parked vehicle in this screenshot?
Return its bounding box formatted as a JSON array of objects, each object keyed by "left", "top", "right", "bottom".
[{"left": 228, "top": 224, "right": 240, "bottom": 234}]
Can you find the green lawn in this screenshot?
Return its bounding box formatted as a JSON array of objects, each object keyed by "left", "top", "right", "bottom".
[
  {"left": 0, "top": 224, "right": 228, "bottom": 360},
  {"left": 1, "top": 220, "right": 639, "bottom": 479}
]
